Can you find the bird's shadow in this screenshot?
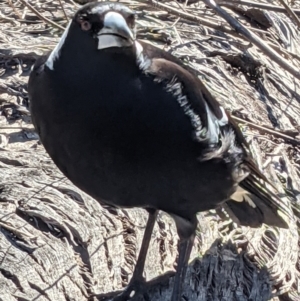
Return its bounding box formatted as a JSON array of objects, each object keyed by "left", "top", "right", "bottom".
[
  {"left": 92, "top": 239, "right": 273, "bottom": 301},
  {"left": 1, "top": 199, "right": 280, "bottom": 301}
]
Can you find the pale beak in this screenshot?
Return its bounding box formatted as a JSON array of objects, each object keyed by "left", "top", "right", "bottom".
[{"left": 97, "top": 11, "right": 134, "bottom": 49}]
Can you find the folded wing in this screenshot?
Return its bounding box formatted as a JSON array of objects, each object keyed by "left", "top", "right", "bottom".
[{"left": 138, "top": 44, "right": 291, "bottom": 228}]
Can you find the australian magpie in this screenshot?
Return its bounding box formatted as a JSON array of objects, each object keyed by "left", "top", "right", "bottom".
[{"left": 28, "top": 2, "right": 290, "bottom": 300}]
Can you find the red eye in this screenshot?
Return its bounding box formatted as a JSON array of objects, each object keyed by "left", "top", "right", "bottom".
[{"left": 81, "top": 20, "right": 91, "bottom": 31}]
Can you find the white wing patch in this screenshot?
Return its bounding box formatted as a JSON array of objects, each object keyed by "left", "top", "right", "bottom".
[
  {"left": 166, "top": 79, "right": 206, "bottom": 142},
  {"left": 204, "top": 103, "right": 228, "bottom": 144},
  {"left": 166, "top": 79, "right": 229, "bottom": 145},
  {"left": 135, "top": 41, "right": 229, "bottom": 145},
  {"left": 45, "top": 21, "right": 72, "bottom": 71}
]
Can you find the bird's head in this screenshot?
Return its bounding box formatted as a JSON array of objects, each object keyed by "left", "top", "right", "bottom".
[
  {"left": 45, "top": 2, "right": 137, "bottom": 70},
  {"left": 75, "top": 1, "right": 136, "bottom": 49}
]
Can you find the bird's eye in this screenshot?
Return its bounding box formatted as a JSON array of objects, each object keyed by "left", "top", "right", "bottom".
[
  {"left": 127, "top": 13, "right": 135, "bottom": 24},
  {"left": 81, "top": 20, "right": 92, "bottom": 31}
]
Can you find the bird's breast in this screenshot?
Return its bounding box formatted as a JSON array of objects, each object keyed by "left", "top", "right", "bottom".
[{"left": 30, "top": 61, "right": 234, "bottom": 216}]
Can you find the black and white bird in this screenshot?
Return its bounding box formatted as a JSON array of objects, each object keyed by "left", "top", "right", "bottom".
[{"left": 28, "top": 2, "right": 290, "bottom": 300}]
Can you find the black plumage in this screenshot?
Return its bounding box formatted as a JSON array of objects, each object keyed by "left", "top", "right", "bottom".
[{"left": 28, "top": 2, "right": 290, "bottom": 300}]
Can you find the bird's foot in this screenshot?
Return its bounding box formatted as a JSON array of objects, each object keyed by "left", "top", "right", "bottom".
[{"left": 113, "top": 279, "right": 148, "bottom": 301}]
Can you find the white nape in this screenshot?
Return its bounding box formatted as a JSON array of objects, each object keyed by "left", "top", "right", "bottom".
[{"left": 45, "top": 21, "right": 72, "bottom": 71}]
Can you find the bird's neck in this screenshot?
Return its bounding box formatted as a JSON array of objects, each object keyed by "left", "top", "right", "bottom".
[{"left": 46, "top": 44, "right": 139, "bottom": 83}]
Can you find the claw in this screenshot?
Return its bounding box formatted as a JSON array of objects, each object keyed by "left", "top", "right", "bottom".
[{"left": 113, "top": 280, "right": 147, "bottom": 301}]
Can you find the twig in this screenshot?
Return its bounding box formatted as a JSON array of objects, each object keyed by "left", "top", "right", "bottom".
[
  {"left": 58, "top": 0, "right": 69, "bottom": 22},
  {"left": 277, "top": 0, "right": 300, "bottom": 29},
  {"left": 18, "top": 0, "right": 64, "bottom": 31},
  {"left": 147, "top": 1, "right": 275, "bottom": 40},
  {"left": 268, "top": 41, "right": 300, "bottom": 63},
  {"left": 146, "top": 0, "right": 236, "bottom": 35},
  {"left": 201, "top": 0, "right": 300, "bottom": 81},
  {"left": 232, "top": 116, "right": 300, "bottom": 145},
  {"left": 217, "top": 0, "right": 300, "bottom": 16},
  {"left": 8, "top": 0, "right": 22, "bottom": 19},
  {"left": 0, "top": 127, "right": 33, "bottom": 130},
  {"left": 21, "top": 6, "right": 28, "bottom": 20},
  {"left": 144, "top": 0, "right": 300, "bottom": 63}
]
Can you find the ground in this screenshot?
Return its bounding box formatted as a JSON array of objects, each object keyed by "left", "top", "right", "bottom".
[{"left": 0, "top": 0, "right": 300, "bottom": 300}]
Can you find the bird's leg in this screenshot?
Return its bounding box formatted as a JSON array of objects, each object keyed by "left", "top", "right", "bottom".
[
  {"left": 129, "top": 209, "right": 158, "bottom": 283},
  {"left": 114, "top": 209, "right": 158, "bottom": 300},
  {"left": 170, "top": 234, "right": 195, "bottom": 301},
  {"left": 170, "top": 215, "right": 197, "bottom": 301}
]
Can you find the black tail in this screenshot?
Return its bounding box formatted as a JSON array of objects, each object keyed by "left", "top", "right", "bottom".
[
  {"left": 223, "top": 175, "right": 290, "bottom": 228},
  {"left": 223, "top": 196, "right": 288, "bottom": 228},
  {"left": 220, "top": 113, "right": 292, "bottom": 229}
]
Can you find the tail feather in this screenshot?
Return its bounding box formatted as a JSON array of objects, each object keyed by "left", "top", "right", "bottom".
[
  {"left": 220, "top": 112, "right": 292, "bottom": 229},
  {"left": 221, "top": 201, "right": 264, "bottom": 228},
  {"left": 224, "top": 178, "right": 290, "bottom": 228}
]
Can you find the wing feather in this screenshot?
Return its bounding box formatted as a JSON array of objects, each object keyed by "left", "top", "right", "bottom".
[
  {"left": 138, "top": 41, "right": 291, "bottom": 228},
  {"left": 140, "top": 54, "right": 228, "bottom": 145}
]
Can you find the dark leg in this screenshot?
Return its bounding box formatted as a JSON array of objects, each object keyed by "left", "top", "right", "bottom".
[
  {"left": 170, "top": 214, "right": 197, "bottom": 301},
  {"left": 171, "top": 234, "right": 195, "bottom": 301},
  {"left": 114, "top": 209, "right": 158, "bottom": 300}
]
